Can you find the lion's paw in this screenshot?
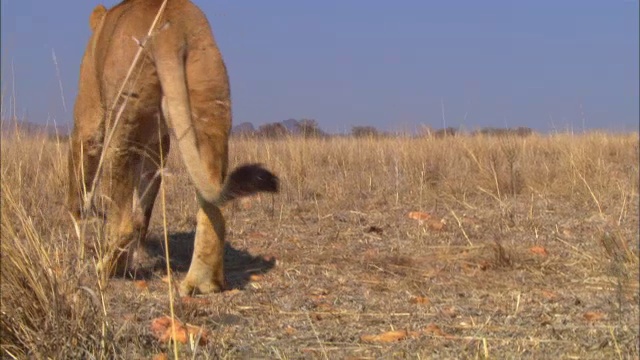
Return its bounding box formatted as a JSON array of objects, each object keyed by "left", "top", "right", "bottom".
[{"left": 179, "top": 278, "right": 225, "bottom": 297}]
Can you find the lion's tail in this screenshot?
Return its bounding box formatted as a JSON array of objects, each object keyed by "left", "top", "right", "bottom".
[
  {"left": 159, "top": 89, "right": 278, "bottom": 206},
  {"left": 156, "top": 43, "right": 278, "bottom": 206},
  {"left": 215, "top": 163, "right": 279, "bottom": 206}
]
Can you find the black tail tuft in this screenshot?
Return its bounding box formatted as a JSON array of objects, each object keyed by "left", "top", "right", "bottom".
[{"left": 221, "top": 164, "right": 279, "bottom": 203}]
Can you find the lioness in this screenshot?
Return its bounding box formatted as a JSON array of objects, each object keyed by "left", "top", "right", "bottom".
[{"left": 68, "top": 0, "right": 278, "bottom": 296}]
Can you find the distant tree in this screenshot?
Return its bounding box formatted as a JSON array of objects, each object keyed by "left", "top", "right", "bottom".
[
  {"left": 298, "top": 118, "right": 326, "bottom": 138},
  {"left": 473, "top": 126, "right": 534, "bottom": 137},
  {"left": 281, "top": 119, "right": 302, "bottom": 134},
  {"left": 258, "top": 122, "right": 288, "bottom": 138},
  {"left": 473, "top": 127, "right": 501, "bottom": 136},
  {"left": 231, "top": 122, "right": 256, "bottom": 138},
  {"left": 514, "top": 127, "right": 534, "bottom": 137},
  {"left": 434, "top": 127, "right": 458, "bottom": 138},
  {"left": 351, "top": 126, "right": 379, "bottom": 138}
]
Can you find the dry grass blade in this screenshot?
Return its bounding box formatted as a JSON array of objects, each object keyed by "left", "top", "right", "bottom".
[
  {"left": 157, "top": 116, "right": 180, "bottom": 360},
  {"left": 0, "top": 182, "right": 112, "bottom": 358}
]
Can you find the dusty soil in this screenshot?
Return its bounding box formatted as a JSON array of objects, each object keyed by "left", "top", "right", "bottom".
[{"left": 107, "top": 174, "right": 639, "bottom": 359}]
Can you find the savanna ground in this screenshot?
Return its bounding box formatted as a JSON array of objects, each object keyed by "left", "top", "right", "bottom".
[{"left": 1, "top": 128, "right": 639, "bottom": 359}]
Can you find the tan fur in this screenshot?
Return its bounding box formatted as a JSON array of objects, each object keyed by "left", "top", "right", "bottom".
[
  {"left": 68, "top": 0, "right": 244, "bottom": 296},
  {"left": 89, "top": 5, "right": 106, "bottom": 31}
]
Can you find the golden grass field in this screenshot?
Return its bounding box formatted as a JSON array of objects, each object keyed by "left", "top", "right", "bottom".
[{"left": 1, "top": 129, "right": 638, "bottom": 359}]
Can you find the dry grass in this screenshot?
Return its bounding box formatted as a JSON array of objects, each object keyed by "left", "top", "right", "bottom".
[{"left": 1, "top": 129, "right": 638, "bottom": 359}]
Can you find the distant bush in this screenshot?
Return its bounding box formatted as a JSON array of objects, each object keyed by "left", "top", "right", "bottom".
[
  {"left": 433, "top": 127, "right": 459, "bottom": 138},
  {"left": 230, "top": 122, "right": 256, "bottom": 137},
  {"left": 351, "top": 126, "right": 379, "bottom": 138},
  {"left": 473, "top": 127, "right": 534, "bottom": 137},
  {"left": 298, "top": 119, "right": 326, "bottom": 138},
  {"left": 257, "top": 122, "right": 289, "bottom": 138}
]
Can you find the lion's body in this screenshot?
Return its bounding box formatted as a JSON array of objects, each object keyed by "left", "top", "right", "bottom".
[{"left": 68, "top": 0, "right": 277, "bottom": 296}]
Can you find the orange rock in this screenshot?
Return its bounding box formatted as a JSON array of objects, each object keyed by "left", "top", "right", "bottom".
[
  {"left": 360, "top": 330, "right": 408, "bottom": 343},
  {"left": 408, "top": 211, "right": 431, "bottom": 221},
  {"left": 409, "top": 296, "right": 430, "bottom": 305},
  {"left": 529, "top": 246, "right": 548, "bottom": 256},
  {"left": 150, "top": 316, "right": 210, "bottom": 345},
  {"left": 583, "top": 311, "right": 605, "bottom": 322},
  {"left": 134, "top": 280, "right": 149, "bottom": 290}
]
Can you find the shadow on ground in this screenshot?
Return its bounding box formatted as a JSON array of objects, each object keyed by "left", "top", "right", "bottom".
[{"left": 144, "top": 231, "right": 276, "bottom": 290}]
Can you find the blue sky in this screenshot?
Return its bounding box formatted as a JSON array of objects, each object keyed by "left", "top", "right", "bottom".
[{"left": 1, "top": 0, "right": 638, "bottom": 133}]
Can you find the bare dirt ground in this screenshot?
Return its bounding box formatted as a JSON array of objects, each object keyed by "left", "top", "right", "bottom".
[{"left": 2, "top": 132, "right": 639, "bottom": 359}]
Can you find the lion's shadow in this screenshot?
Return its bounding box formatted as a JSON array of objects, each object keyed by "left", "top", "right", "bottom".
[{"left": 144, "top": 232, "right": 275, "bottom": 290}]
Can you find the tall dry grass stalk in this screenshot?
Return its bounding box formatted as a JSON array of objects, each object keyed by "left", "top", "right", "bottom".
[{"left": 0, "top": 131, "right": 120, "bottom": 358}]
